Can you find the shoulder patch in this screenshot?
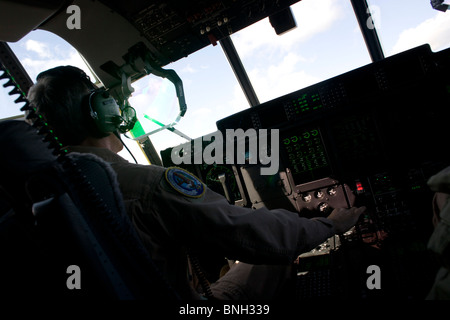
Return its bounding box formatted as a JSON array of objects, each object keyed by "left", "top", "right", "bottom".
[{"left": 164, "top": 167, "right": 206, "bottom": 198}]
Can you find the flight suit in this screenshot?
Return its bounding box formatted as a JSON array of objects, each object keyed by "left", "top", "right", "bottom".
[
  {"left": 426, "top": 166, "right": 450, "bottom": 300},
  {"left": 68, "top": 146, "right": 336, "bottom": 299}
]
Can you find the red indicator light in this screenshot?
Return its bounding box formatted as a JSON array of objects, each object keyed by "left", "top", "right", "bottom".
[{"left": 356, "top": 181, "right": 364, "bottom": 192}]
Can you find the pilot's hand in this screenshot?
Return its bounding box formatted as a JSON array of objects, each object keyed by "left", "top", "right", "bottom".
[{"left": 326, "top": 206, "right": 366, "bottom": 234}]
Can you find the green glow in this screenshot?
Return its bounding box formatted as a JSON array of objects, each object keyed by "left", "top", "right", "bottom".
[
  {"left": 144, "top": 114, "right": 165, "bottom": 127},
  {"left": 129, "top": 119, "right": 146, "bottom": 138}
]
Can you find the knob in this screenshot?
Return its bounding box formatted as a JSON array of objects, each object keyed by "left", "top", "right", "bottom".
[
  {"left": 327, "top": 187, "right": 337, "bottom": 196},
  {"left": 318, "top": 202, "right": 329, "bottom": 212},
  {"left": 302, "top": 193, "right": 312, "bottom": 202}
]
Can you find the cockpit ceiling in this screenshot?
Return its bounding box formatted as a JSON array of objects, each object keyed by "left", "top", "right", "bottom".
[
  {"left": 0, "top": 0, "right": 301, "bottom": 87},
  {"left": 99, "top": 0, "right": 301, "bottom": 66}
]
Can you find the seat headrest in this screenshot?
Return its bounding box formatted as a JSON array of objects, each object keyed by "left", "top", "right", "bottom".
[{"left": 0, "top": 120, "right": 56, "bottom": 174}]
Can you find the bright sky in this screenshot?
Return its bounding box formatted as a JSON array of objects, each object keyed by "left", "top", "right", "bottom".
[{"left": 1, "top": 0, "right": 450, "bottom": 164}]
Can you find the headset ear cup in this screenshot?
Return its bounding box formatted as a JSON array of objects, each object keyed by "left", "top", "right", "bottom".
[{"left": 88, "top": 90, "right": 122, "bottom": 134}]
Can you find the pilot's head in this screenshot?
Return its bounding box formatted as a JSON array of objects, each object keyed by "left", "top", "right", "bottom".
[{"left": 27, "top": 65, "right": 113, "bottom": 147}]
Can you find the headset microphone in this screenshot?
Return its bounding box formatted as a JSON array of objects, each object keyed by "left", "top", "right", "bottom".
[{"left": 118, "top": 104, "right": 137, "bottom": 133}]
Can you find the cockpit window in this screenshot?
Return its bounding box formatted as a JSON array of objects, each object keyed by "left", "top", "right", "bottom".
[
  {"left": 230, "top": 0, "right": 372, "bottom": 105},
  {"left": 1, "top": 31, "right": 93, "bottom": 119},
  {"left": 127, "top": 44, "right": 247, "bottom": 159},
  {"left": 8, "top": 31, "right": 96, "bottom": 83},
  {"left": 367, "top": 0, "right": 450, "bottom": 56},
  {"left": 2, "top": 30, "right": 97, "bottom": 122}
]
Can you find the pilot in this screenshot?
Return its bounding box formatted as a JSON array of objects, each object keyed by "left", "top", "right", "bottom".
[{"left": 27, "top": 65, "right": 365, "bottom": 299}]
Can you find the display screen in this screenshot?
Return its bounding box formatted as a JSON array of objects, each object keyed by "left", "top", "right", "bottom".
[
  {"left": 280, "top": 127, "right": 332, "bottom": 185},
  {"left": 284, "top": 91, "right": 323, "bottom": 121},
  {"left": 328, "top": 113, "right": 382, "bottom": 175}
]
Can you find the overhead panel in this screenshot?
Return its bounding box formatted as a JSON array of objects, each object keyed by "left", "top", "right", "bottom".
[{"left": 102, "top": 0, "right": 302, "bottom": 66}]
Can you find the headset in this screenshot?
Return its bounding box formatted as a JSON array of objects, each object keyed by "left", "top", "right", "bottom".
[
  {"left": 36, "top": 66, "right": 137, "bottom": 135},
  {"left": 87, "top": 88, "right": 136, "bottom": 134}
]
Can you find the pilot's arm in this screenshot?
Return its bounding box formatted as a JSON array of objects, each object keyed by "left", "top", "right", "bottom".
[{"left": 152, "top": 167, "right": 363, "bottom": 264}]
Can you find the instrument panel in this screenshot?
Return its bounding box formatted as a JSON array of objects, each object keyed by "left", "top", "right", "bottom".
[{"left": 162, "top": 44, "right": 450, "bottom": 299}]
